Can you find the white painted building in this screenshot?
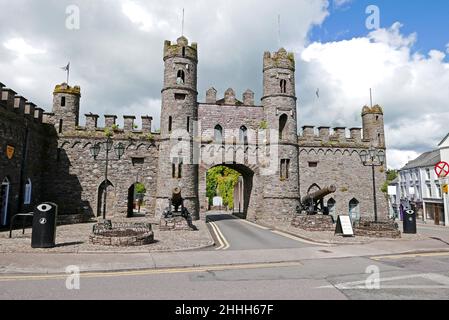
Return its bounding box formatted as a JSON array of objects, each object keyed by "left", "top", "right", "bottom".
[{"left": 397, "top": 149, "right": 445, "bottom": 225}]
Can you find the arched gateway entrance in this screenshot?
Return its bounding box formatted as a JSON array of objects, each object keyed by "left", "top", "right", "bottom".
[{"left": 200, "top": 164, "right": 256, "bottom": 220}]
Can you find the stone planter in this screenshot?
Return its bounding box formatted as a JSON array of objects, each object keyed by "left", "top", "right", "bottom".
[
  {"left": 291, "top": 215, "right": 335, "bottom": 232},
  {"left": 89, "top": 222, "right": 154, "bottom": 246}
]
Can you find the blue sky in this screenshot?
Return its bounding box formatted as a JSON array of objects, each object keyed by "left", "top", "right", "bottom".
[{"left": 310, "top": 0, "right": 449, "bottom": 56}]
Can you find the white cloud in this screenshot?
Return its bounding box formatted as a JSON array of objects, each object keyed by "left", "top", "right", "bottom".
[
  {"left": 333, "top": 0, "right": 352, "bottom": 9},
  {"left": 297, "top": 22, "right": 449, "bottom": 169},
  {"left": 4, "top": 38, "right": 46, "bottom": 57},
  {"left": 387, "top": 149, "right": 420, "bottom": 170}
]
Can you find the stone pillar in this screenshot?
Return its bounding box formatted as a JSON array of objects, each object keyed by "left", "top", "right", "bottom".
[
  {"left": 224, "top": 88, "right": 236, "bottom": 105},
  {"left": 206, "top": 88, "right": 217, "bottom": 104},
  {"left": 243, "top": 89, "right": 254, "bottom": 106},
  {"left": 34, "top": 108, "right": 44, "bottom": 123},
  {"left": 24, "top": 102, "right": 36, "bottom": 119},
  {"left": 350, "top": 128, "right": 362, "bottom": 142},
  {"left": 302, "top": 126, "right": 315, "bottom": 138},
  {"left": 318, "top": 127, "right": 330, "bottom": 140},
  {"left": 1, "top": 88, "right": 17, "bottom": 112},
  {"left": 14, "top": 96, "right": 26, "bottom": 115},
  {"left": 142, "top": 116, "right": 153, "bottom": 133},
  {"left": 85, "top": 114, "right": 99, "bottom": 130},
  {"left": 124, "top": 115, "right": 136, "bottom": 131},
  {"left": 334, "top": 127, "right": 346, "bottom": 141},
  {"left": 104, "top": 115, "right": 117, "bottom": 128}
]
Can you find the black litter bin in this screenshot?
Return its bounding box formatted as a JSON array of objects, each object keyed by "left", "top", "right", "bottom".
[
  {"left": 403, "top": 203, "right": 417, "bottom": 234},
  {"left": 31, "top": 202, "right": 58, "bottom": 248}
]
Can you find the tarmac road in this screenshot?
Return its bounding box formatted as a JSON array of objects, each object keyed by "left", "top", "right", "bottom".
[{"left": 206, "top": 211, "right": 315, "bottom": 250}]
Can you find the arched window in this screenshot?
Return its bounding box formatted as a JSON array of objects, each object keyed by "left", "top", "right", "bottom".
[
  {"left": 279, "top": 114, "right": 288, "bottom": 140},
  {"left": 349, "top": 198, "right": 360, "bottom": 222},
  {"left": 214, "top": 125, "right": 223, "bottom": 144},
  {"left": 327, "top": 198, "right": 336, "bottom": 219},
  {"left": 177, "top": 70, "right": 185, "bottom": 84},
  {"left": 239, "top": 126, "right": 248, "bottom": 145},
  {"left": 280, "top": 79, "right": 287, "bottom": 93},
  {"left": 24, "top": 179, "right": 32, "bottom": 205}
]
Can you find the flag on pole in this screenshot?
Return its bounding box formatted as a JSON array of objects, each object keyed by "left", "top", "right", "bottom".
[{"left": 60, "top": 62, "right": 70, "bottom": 84}]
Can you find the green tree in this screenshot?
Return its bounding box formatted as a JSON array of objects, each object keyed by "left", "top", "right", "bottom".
[
  {"left": 206, "top": 166, "right": 241, "bottom": 208},
  {"left": 381, "top": 169, "right": 398, "bottom": 194}
]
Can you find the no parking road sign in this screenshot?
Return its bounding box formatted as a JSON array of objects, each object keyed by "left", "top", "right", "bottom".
[{"left": 435, "top": 161, "right": 449, "bottom": 179}]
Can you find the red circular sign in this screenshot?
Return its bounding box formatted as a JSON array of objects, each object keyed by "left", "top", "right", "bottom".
[{"left": 435, "top": 161, "right": 449, "bottom": 178}]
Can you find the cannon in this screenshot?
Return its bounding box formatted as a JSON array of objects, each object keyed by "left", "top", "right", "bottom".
[
  {"left": 163, "top": 187, "right": 190, "bottom": 218},
  {"left": 297, "top": 185, "right": 337, "bottom": 216}
]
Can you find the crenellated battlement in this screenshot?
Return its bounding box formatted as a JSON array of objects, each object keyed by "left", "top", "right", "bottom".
[
  {"left": 0, "top": 82, "right": 46, "bottom": 125},
  {"left": 298, "top": 125, "right": 369, "bottom": 148},
  {"left": 263, "top": 48, "right": 295, "bottom": 71},
  {"left": 204, "top": 87, "right": 257, "bottom": 106},
  {"left": 75, "top": 114, "right": 154, "bottom": 134},
  {"left": 163, "top": 36, "right": 198, "bottom": 62},
  {"left": 54, "top": 83, "right": 81, "bottom": 96}
]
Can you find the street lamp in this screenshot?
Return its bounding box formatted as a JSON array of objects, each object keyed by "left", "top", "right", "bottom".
[
  {"left": 90, "top": 139, "right": 125, "bottom": 220},
  {"left": 360, "top": 147, "right": 385, "bottom": 222}
]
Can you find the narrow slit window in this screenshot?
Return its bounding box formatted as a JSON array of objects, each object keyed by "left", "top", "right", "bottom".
[
  {"left": 172, "top": 163, "right": 176, "bottom": 178},
  {"left": 280, "top": 159, "right": 290, "bottom": 180},
  {"left": 59, "top": 119, "right": 63, "bottom": 133},
  {"left": 168, "top": 116, "right": 172, "bottom": 133},
  {"left": 280, "top": 80, "right": 287, "bottom": 93},
  {"left": 182, "top": 47, "right": 186, "bottom": 57},
  {"left": 177, "top": 70, "right": 185, "bottom": 84},
  {"left": 178, "top": 158, "right": 183, "bottom": 179},
  {"left": 187, "top": 117, "right": 190, "bottom": 133},
  {"left": 61, "top": 96, "right": 66, "bottom": 107}
]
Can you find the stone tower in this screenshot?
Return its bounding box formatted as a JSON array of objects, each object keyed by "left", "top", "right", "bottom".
[
  {"left": 362, "top": 105, "right": 385, "bottom": 148},
  {"left": 52, "top": 83, "right": 81, "bottom": 133},
  {"left": 261, "top": 48, "right": 300, "bottom": 220},
  {"left": 155, "top": 36, "right": 200, "bottom": 220}
]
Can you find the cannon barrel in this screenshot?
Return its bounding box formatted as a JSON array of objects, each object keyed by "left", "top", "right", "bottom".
[
  {"left": 171, "top": 187, "right": 183, "bottom": 206},
  {"left": 301, "top": 185, "right": 337, "bottom": 204}
]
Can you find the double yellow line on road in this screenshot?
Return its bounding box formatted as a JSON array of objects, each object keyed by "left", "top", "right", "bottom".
[
  {"left": 371, "top": 251, "right": 449, "bottom": 261},
  {"left": 209, "top": 221, "right": 230, "bottom": 250},
  {"left": 0, "top": 261, "right": 303, "bottom": 282}
]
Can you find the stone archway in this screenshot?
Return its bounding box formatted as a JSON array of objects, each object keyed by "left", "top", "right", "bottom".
[
  {"left": 97, "top": 180, "right": 114, "bottom": 218},
  {"left": 201, "top": 164, "right": 255, "bottom": 220}
]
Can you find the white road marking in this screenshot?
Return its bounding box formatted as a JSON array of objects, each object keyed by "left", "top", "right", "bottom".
[
  {"left": 209, "top": 221, "right": 230, "bottom": 250},
  {"left": 271, "top": 230, "right": 330, "bottom": 246},
  {"left": 319, "top": 273, "right": 449, "bottom": 290},
  {"left": 239, "top": 219, "right": 271, "bottom": 230}
]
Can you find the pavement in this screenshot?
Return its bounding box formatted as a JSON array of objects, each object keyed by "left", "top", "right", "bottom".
[{"left": 2, "top": 212, "right": 449, "bottom": 299}]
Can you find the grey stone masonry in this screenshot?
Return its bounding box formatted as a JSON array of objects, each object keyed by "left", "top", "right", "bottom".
[
  {"left": 0, "top": 36, "right": 389, "bottom": 228},
  {"left": 124, "top": 115, "right": 136, "bottom": 131},
  {"left": 141, "top": 116, "right": 153, "bottom": 132},
  {"left": 24, "top": 102, "right": 36, "bottom": 119},
  {"left": 104, "top": 115, "right": 117, "bottom": 128},
  {"left": 52, "top": 83, "right": 81, "bottom": 132},
  {"left": 224, "top": 88, "right": 236, "bottom": 105},
  {"left": 243, "top": 89, "right": 254, "bottom": 106},
  {"left": 1, "top": 88, "right": 16, "bottom": 112},
  {"left": 34, "top": 108, "right": 44, "bottom": 123},
  {"left": 206, "top": 87, "right": 217, "bottom": 104},
  {"left": 14, "top": 96, "right": 26, "bottom": 115},
  {"left": 85, "top": 113, "right": 99, "bottom": 129}
]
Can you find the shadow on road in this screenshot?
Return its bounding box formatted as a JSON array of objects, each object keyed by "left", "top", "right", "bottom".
[{"left": 206, "top": 212, "right": 239, "bottom": 223}]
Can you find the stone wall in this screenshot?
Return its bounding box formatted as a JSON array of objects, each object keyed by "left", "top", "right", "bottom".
[
  {"left": 0, "top": 88, "right": 54, "bottom": 227},
  {"left": 298, "top": 147, "right": 388, "bottom": 221}
]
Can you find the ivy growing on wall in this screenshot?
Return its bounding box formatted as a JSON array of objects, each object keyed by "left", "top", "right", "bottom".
[{"left": 206, "top": 166, "right": 241, "bottom": 208}]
